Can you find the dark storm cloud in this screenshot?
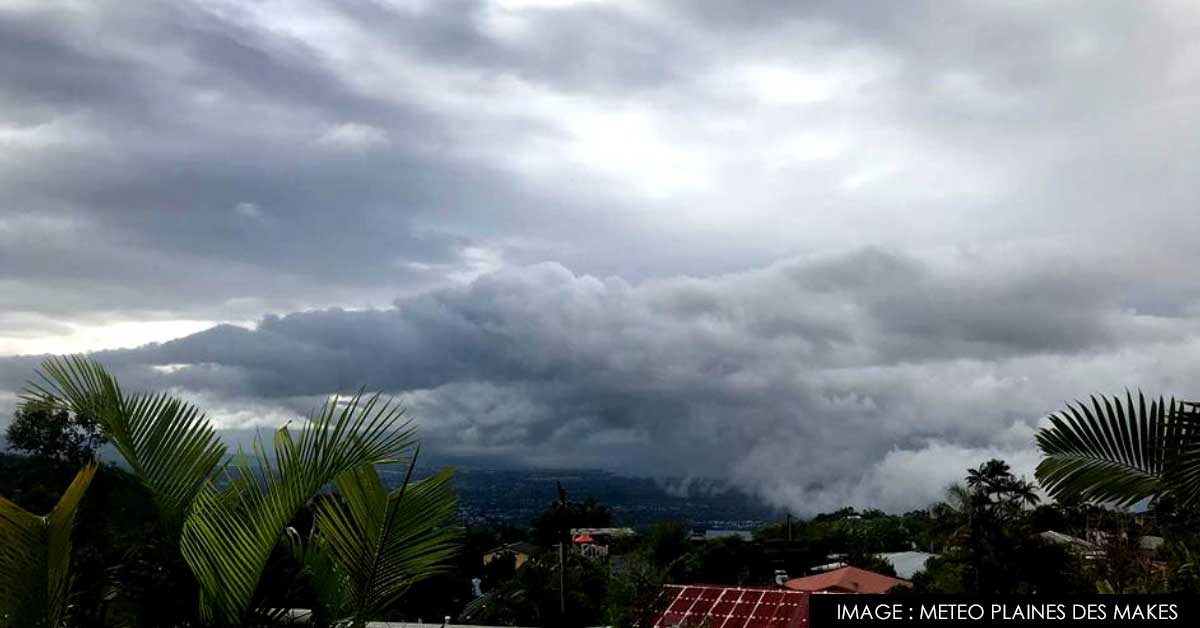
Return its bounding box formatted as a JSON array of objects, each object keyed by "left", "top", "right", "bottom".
[
  {"left": 0, "top": 0, "right": 580, "bottom": 320},
  {"left": 6, "top": 248, "right": 1198, "bottom": 512}
]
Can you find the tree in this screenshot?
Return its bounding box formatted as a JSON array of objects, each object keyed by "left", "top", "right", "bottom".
[
  {"left": 1035, "top": 394, "right": 1200, "bottom": 595},
  {"left": 308, "top": 460, "right": 461, "bottom": 627},
  {"left": 676, "top": 536, "right": 763, "bottom": 584},
  {"left": 463, "top": 553, "right": 608, "bottom": 628},
  {"left": 606, "top": 556, "right": 669, "bottom": 628},
  {"left": 1035, "top": 393, "right": 1200, "bottom": 506},
  {"left": 965, "top": 459, "right": 1040, "bottom": 516},
  {"left": 5, "top": 400, "right": 106, "bottom": 466},
  {"left": 595, "top": 521, "right": 688, "bottom": 628},
  {"left": 642, "top": 521, "right": 692, "bottom": 573},
  {"left": 927, "top": 484, "right": 976, "bottom": 552},
  {"left": 480, "top": 551, "right": 518, "bottom": 593},
  {"left": 916, "top": 460, "right": 1081, "bottom": 594},
  {"left": 2, "top": 355, "right": 461, "bottom": 627},
  {"left": 529, "top": 496, "right": 612, "bottom": 547}
]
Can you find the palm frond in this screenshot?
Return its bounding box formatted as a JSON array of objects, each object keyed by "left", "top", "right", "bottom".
[
  {"left": 180, "top": 392, "right": 417, "bottom": 626},
  {"left": 315, "top": 455, "right": 461, "bottom": 626},
  {"left": 1035, "top": 392, "right": 1200, "bottom": 507},
  {"left": 0, "top": 491, "right": 47, "bottom": 627},
  {"left": 0, "top": 464, "right": 97, "bottom": 628},
  {"left": 282, "top": 526, "right": 350, "bottom": 623},
  {"left": 1164, "top": 401, "right": 1200, "bottom": 506},
  {"left": 25, "top": 356, "right": 226, "bottom": 531}
]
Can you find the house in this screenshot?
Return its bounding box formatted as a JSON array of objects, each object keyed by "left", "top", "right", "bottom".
[
  {"left": 482, "top": 541, "right": 543, "bottom": 570},
  {"left": 1038, "top": 530, "right": 1093, "bottom": 549},
  {"left": 570, "top": 527, "right": 636, "bottom": 559},
  {"left": 654, "top": 585, "right": 809, "bottom": 628},
  {"left": 573, "top": 531, "right": 609, "bottom": 559},
  {"left": 570, "top": 527, "right": 636, "bottom": 541},
  {"left": 784, "top": 566, "right": 910, "bottom": 594},
  {"left": 1037, "top": 530, "right": 1102, "bottom": 560}
]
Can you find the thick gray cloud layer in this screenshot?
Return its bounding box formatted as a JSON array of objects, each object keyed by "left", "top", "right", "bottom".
[
  {"left": 5, "top": 0, "right": 1200, "bottom": 512},
  {"left": 6, "top": 247, "right": 1200, "bottom": 513}
]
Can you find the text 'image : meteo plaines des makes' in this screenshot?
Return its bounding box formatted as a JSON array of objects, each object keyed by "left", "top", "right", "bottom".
[{"left": 810, "top": 595, "right": 1189, "bottom": 628}]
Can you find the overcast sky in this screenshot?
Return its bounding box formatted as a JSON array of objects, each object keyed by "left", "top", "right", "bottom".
[{"left": 4, "top": 0, "right": 1200, "bottom": 514}]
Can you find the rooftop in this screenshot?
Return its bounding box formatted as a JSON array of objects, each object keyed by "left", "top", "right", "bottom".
[
  {"left": 784, "top": 566, "right": 910, "bottom": 594},
  {"left": 570, "top": 527, "right": 636, "bottom": 537},
  {"left": 654, "top": 585, "right": 808, "bottom": 628}
]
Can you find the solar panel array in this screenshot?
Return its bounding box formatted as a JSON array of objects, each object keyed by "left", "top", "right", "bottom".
[{"left": 653, "top": 585, "right": 808, "bottom": 628}]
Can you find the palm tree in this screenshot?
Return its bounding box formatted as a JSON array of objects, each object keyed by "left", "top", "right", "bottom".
[
  {"left": 929, "top": 483, "right": 976, "bottom": 551},
  {"left": 962, "top": 459, "right": 1040, "bottom": 516},
  {"left": 928, "top": 461, "right": 1043, "bottom": 593},
  {"left": 1035, "top": 392, "right": 1200, "bottom": 507},
  {"left": 967, "top": 459, "right": 1012, "bottom": 492},
  {"left": 4, "top": 356, "right": 460, "bottom": 627},
  {"left": 0, "top": 464, "right": 95, "bottom": 627},
  {"left": 311, "top": 456, "right": 460, "bottom": 627}
]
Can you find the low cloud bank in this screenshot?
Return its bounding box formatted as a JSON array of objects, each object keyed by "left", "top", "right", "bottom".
[{"left": 4, "top": 247, "right": 1200, "bottom": 514}]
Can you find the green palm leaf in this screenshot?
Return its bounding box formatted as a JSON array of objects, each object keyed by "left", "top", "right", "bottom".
[
  {"left": 282, "top": 526, "right": 350, "bottom": 623},
  {"left": 1163, "top": 401, "right": 1200, "bottom": 506},
  {"left": 1036, "top": 392, "right": 1200, "bottom": 507},
  {"left": 24, "top": 356, "right": 226, "bottom": 532},
  {"left": 0, "top": 499, "right": 42, "bottom": 628},
  {"left": 180, "top": 393, "right": 417, "bottom": 626},
  {"left": 0, "top": 464, "right": 97, "bottom": 628},
  {"left": 314, "top": 454, "right": 461, "bottom": 626}
]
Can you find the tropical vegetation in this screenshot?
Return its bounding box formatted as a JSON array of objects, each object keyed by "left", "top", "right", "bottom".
[
  {"left": 1035, "top": 392, "right": 1200, "bottom": 592},
  {"left": 0, "top": 356, "right": 461, "bottom": 628},
  {"left": 1036, "top": 393, "right": 1200, "bottom": 507},
  {"left": 8, "top": 365, "right": 1200, "bottom": 627}
]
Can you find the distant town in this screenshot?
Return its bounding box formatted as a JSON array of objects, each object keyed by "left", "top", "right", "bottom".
[{"left": 392, "top": 466, "right": 782, "bottom": 530}]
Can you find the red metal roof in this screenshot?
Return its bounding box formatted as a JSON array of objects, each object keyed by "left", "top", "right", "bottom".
[
  {"left": 783, "top": 566, "right": 910, "bottom": 594},
  {"left": 653, "top": 585, "right": 808, "bottom": 628}
]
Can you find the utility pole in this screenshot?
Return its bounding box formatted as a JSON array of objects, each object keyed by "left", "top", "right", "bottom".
[
  {"left": 558, "top": 541, "right": 566, "bottom": 615},
  {"left": 556, "top": 481, "right": 567, "bottom": 618},
  {"left": 786, "top": 513, "right": 793, "bottom": 542}
]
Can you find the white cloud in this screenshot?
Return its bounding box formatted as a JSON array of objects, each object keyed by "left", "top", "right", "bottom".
[
  {"left": 234, "top": 202, "right": 264, "bottom": 220},
  {"left": 744, "top": 65, "right": 844, "bottom": 106},
  {"left": 447, "top": 246, "right": 505, "bottom": 284},
  {"left": 0, "top": 318, "right": 219, "bottom": 356},
  {"left": 315, "top": 122, "right": 390, "bottom": 151}
]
